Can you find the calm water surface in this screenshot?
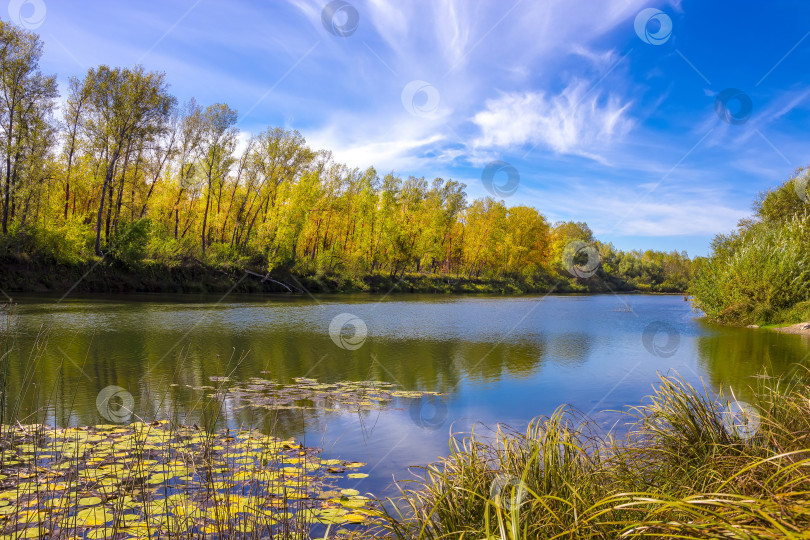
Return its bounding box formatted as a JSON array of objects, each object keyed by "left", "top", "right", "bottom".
[{"left": 6, "top": 293, "right": 810, "bottom": 498}]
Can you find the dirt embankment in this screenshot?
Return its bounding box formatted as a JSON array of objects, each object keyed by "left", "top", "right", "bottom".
[
  {"left": 1, "top": 254, "right": 676, "bottom": 296},
  {"left": 774, "top": 322, "right": 810, "bottom": 335}
]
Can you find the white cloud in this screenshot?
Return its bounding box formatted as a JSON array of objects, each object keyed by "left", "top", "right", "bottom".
[
  {"left": 692, "top": 87, "right": 810, "bottom": 150},
  {"left": 607, "top": 200, "right": 744, "bottom": 237},
  {"left": 570, "top": 45, "right": 617, "bottom": 68},
  {"left": 513, "top": 179, "right": 748, "bottom": 238},
  {"left": 472, "top": 84, "right": 634, "bottom": 160},
  {"left": 304, "top": 115, "right": 447, "bottom": 172}
]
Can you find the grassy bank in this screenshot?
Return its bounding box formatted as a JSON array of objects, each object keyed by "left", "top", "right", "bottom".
[
  {"left": 0, "top": 253, "right": 688, "bottom": 296},
  {"left": 385, "top": 372, "right": 810, "bottom": 539}
]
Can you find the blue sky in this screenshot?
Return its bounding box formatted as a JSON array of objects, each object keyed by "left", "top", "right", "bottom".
[{"left": 9, "top": 0, "right": 810, "bottom": 256}]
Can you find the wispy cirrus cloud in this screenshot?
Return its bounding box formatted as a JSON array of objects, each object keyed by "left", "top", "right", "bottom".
[
  {"left": 282, "top": 0, "right": 651, "bottom": 170},
  {"left": 472, "top": 84, "right": 634, "bottom": 162},
  {"left": 516, "top": 177, "right": 746, "bottom": 241}
]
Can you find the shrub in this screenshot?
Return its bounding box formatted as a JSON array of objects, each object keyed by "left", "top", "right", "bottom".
[
  {"left": 691, "top": 217, "right": 810, "bottom": 324},
  {"left": 691, "top": 172, "right": 810, "bottom": 325},
  {"left": 108, "top": 218, "right": 152, "bottom": 264},
  {"left": 2, "top": 219, "right": 93, "bottom": 264}
]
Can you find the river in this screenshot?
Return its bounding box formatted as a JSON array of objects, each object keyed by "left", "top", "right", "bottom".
[{"left": 4, "top": 293, "right": 809, "bottom": 498}]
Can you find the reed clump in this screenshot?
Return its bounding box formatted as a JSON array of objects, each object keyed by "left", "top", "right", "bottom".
[{"left": 387, "top": 371, "right": 810, "bottom": 539}]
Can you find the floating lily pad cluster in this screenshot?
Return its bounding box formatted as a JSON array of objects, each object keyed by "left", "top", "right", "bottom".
[
  {"left": 196, "top": 376, "right": 441, "bottom": 413},
  {"left": 0, "top": 421, "right": 381, "bottom": 539}
]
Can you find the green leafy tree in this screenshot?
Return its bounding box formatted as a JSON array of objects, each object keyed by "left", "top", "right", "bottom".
[{"left": 692, "top": 175, "right": 810, "bottom": 324}]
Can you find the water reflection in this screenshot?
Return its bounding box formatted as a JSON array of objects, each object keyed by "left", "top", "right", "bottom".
[
  {"left": 696, "top": 321, "right": 810, "bottom": 402},
  {"left": 7, "top": 308, "right": 551, "bottom": 433},
  {"left": 550, "top": 332, "right": 592, "bottom": 367}
]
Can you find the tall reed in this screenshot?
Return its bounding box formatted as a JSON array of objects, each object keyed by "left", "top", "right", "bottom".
[{"left": 386, "top": 372, "right": 810, "bottom": 539}]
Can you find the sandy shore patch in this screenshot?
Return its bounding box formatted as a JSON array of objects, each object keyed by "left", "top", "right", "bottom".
[{"left": 774, "top": 322, "right": 810, "bottom": 335}]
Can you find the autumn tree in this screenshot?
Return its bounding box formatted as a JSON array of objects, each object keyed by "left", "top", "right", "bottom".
[
  {"left": 0, "top": 23, "right": 695, "bottom": 293},
  {"left": 503, "top": 206, "right": 550, "bottom": 275},
  {"left": 62, "top": 77, "right": 89, "bottom": 220},
  {"left": 0, "top": 20, "right": 57, "bottom": 234},
  {"left": 80, "top": 65, "right": 174, "bottom": 254},
  {"left": 198, "top": 103, "right": 237, "bottom": 255}
]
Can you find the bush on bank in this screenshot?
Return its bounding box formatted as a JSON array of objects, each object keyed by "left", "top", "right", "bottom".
[{"left": 691, "top": 168, "right": 810, "bottom": 325}]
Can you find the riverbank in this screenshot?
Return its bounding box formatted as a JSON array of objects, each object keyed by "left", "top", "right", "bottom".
[
  {"left": 772, "top": 322, "right": 810, "bottom": 335},
  {"left": 745, "top": 321, "right": 810, "bottom": 335},
  {"left": 0, "top": 254, "right": 687, "bottom": 296}
]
